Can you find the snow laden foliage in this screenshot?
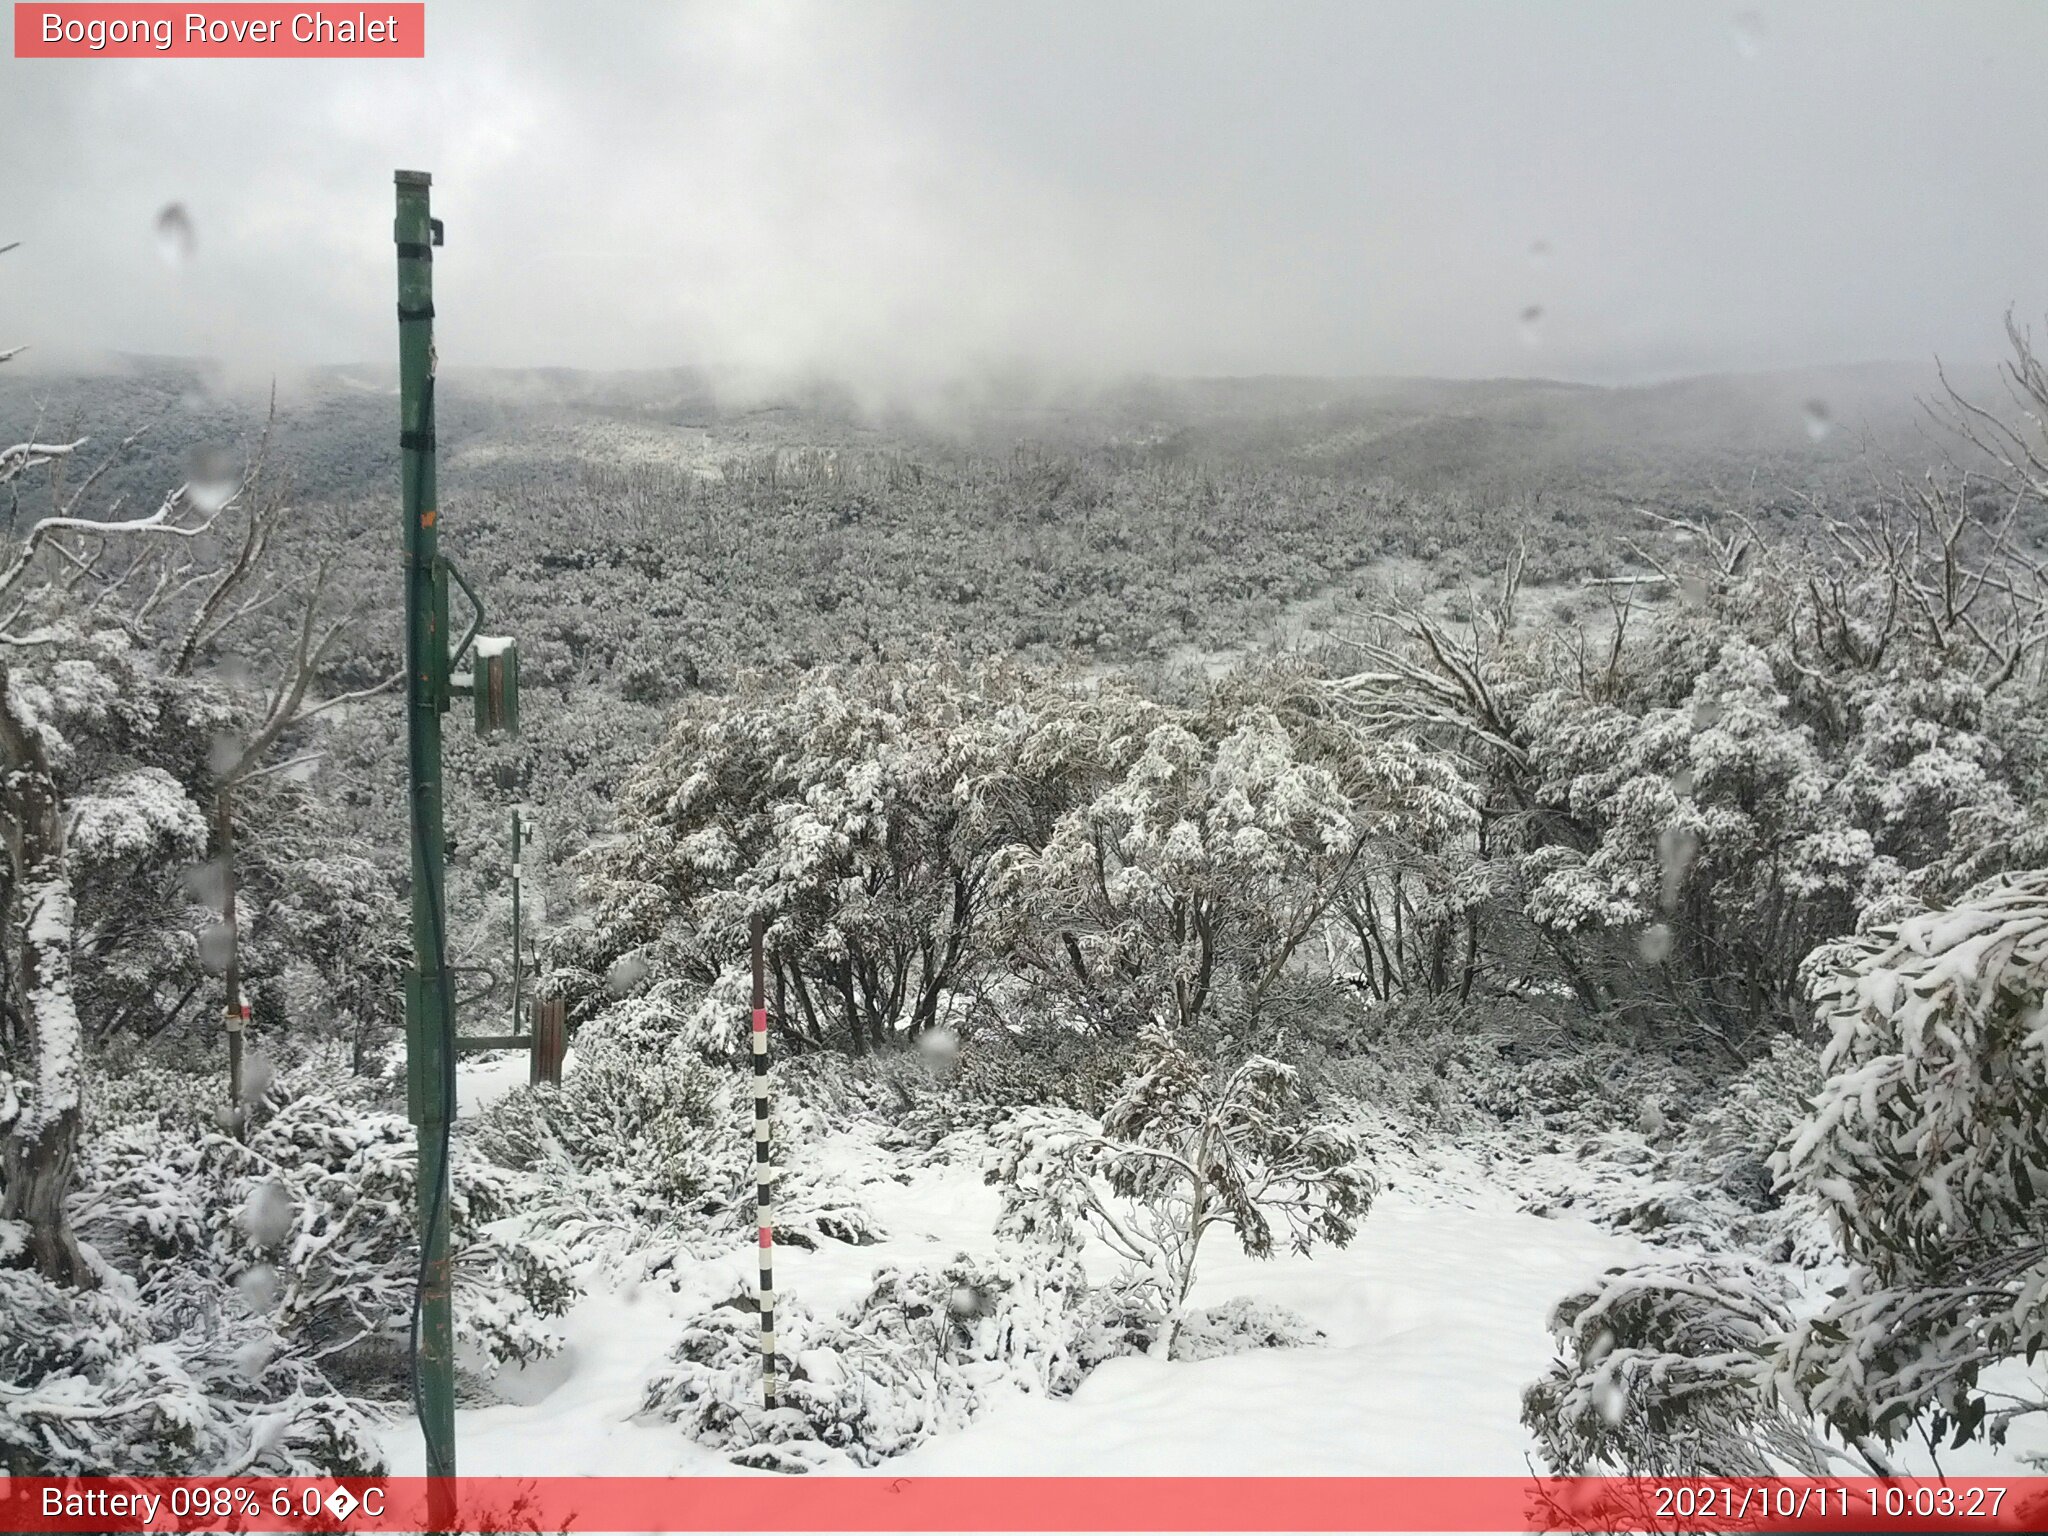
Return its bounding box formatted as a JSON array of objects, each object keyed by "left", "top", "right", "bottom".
[
  {"left": 2, "top": 396, "right": 405, "bottom": 1290},
  {"left": 1522, "top": 1257, "right": 1857, "bottom": 1477},
  {"left": 1669, "top": 1033, "right": 1824, "bottom": 1216},
  {"left": 1002, "top": 672, "right": 1476, "bottom": 1055},
  {"left": 470, "top": 1005, "right": 884, "bottom": 1267},
  {"left": 552, "top": 660, "right": 1078, "bottom": 1056},
  {"left": 645, "top": 1254, "right": 1096, "bottom": 1469},
  {"left": 992, "top": 1027, "right": 1372, "bottom": 1347},
  {"left": 77, "top": 1061, "right": 573, "bottom": 1394},
  {"left": 1329, "top": 477, "right": 2048, "bottom": 1061},
  {"left": 469, "top": 1008, "right": 727, "bottom": 1248},
  {"left": 1775, "top": 869, "right": 2048, "bottom": 1454},
  {"left": 0, "top": 1259, "right": 383, "bottom": 1476},
  {"left": 642, "top": 1251, "right": 1321, "bottom": 1469},
  {"left": 557, "top": 659, "right": 1477, "bottom": 1086},
  {"left": 1529, "top": 869, "right": 2048, "bottom": 1475}
]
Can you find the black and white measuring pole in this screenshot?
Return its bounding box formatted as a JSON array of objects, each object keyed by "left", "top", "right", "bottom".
[{"left": 750, "top": 913, "right": 776, "bottom": 1410}]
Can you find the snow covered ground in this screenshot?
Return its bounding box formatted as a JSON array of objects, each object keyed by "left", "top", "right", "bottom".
[
  {"left": 397, "top": 1057, "right": 2048, "bottom": 1483},
  {"left": 390, "top": 1059, "right": 1655, "bottom": 1478}
]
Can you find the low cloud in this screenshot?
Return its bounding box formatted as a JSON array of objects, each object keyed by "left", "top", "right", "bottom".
[{"left": 3, "top": 0, "right": 2045, "bottom": 390}]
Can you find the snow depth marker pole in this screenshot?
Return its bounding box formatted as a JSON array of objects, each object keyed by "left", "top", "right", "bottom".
[
  {"left": 752, "top": 912, "right": 777, "bottom": 1410},
  {"left": 510, "top": 807, "right": 525, "bottom": 1031}
]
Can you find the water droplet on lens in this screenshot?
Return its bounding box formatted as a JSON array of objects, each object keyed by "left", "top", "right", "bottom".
[
  {"left": 241, "top": 1051, "right": 276, "bottom": 1106},
  {"left": 1658, "top": 826, "right": 1700, "bottom": 911},
  {"left": 155, "top": 202, "right": 195, "bottom": 265},
  {"left": 605, "top": 953, "right": 651, "bottom": 996},
  {"left": 180, "top": 856, "right": 230, "bottom": 909},
  {"left": 1519, "top": 305, "right": 1545, "bottom": 348},
  {"left": 1732, "top": 11, "right": 1765, "bottom": 58},
  {"left": 1528, "top": 239, "right": 1551, "bottom": 266},
  {"left": 1638, "top": 922, "right": 1675, "bottom": 963},
  {"left": 230, "top": 1338, "right": 274, "bottom": 1380},
  {"left": 199, "top": 919, "right": 237, "bottom": 975},
  {"left": 1670, "top": 767, "right": 1696, "bottom": 798},
  {"left": 184, "top": 445, "right": 238, "bottom": 512},
  {"left": 209, "top": 731, "right": 244, "bottom": 777},
  {"left": 234, "top": 1263, "right": 280, "bottom": 1310},
  {"left": 1803, "top": 399, "right": 1832, "bottom": 442},
  {"left": 1594, "top": 1367, "right": 1629, "bottom": 1425},
  {"left": 239, "top": 1182, "right": 295, "bottom": 1248},
  {"left": 1692, "top": 697, "right": 1725, "bottom": 729}
]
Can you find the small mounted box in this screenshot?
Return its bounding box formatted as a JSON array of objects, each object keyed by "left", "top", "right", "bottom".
[{"left": 472, "top": 636, "right": 520, "bottom": 737}]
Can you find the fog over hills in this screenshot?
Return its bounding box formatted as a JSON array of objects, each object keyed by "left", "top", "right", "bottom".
[{"left": 0, "top": 349, "right": 1977, "bottom": 522}]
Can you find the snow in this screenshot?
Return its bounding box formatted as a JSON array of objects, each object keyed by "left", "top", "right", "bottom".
[
  {"left": 23, "top": 877, "right": 82, "bottom": 1133},
  {"left": 455, "top": 1049, "right": 574, "bottom": 1117},
  {"left": 395, "top": 1065, "right": 1652, "bottom": 1477},
  {"left": 900, "top": 1196, "right": 1642, "bottom": 1477}
]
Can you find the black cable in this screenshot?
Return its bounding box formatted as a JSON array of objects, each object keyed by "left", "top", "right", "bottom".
[{"left": 404, "top": 369, "right": 458, "bottom": 1479}]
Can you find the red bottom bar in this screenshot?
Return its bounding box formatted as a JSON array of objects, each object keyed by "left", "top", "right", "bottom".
[{"left": 6, "top": 1476, "right": 2048, "bottom": 1533}]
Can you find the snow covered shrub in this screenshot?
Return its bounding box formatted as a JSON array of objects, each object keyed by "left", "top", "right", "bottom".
[
  {"left": 1522, "top": 1257, "right": 1851, "bottom": 1477},
  {"left": 469, "top": 1010, "right": 724, "bottom": 1217},
  {"left": 643, "top": 1253, "right": 1105, "bottom": 1467},
  {"left": 79, "top": 1068, "right": 572, "bottom": 1391},
  {"left": 685, "top": 1091, "right": 890, "bottom": 1255},
  {"left": 473, "top": 1012, "right": 884, "bottom": 1261},
  {"left": 1166, "top": 1296, "right": 1324, "bottom": 1362},
  {"left": 950, "top": 1017, "right": 1143, "bottom": 1117},
  {"left": 0, "top": 1255, "right": 382, "bottom": 1475},
  {"left": 993, "top": 1027, "right": 1373, "bottom": 1348},
  {"left": 1775, "top": 869, "right": 2048, "bottom": 1454},
  {"left": 1671, "top": 1033, "right": 1823, "bottom": 1213},
  {"left": 1329, "top": 1001, "right": 1702, "bottom": 1153}
]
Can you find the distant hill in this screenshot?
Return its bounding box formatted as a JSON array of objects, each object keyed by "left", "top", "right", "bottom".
[{"left": 0, "top": 351, "right": 1990, "bottom": 533}]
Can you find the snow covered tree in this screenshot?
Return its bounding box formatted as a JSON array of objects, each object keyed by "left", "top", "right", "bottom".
[
  {"left": 1775, "top": 868, "right": 2048, "bottom": 1455},
  {"left": 169, "top": 492, "right": 398, "bottom": 1110},
  {"left": 993, "top": 1025, "right": 1372, "bottom": 1349},
  {"left": 1, "top": 394, "right": 231, "bottom": 1280},
  {"left": 1001, "top": 671, "right": 1476, "bottom": 1051},
  {"left": 1331, "top": 422, "right": 2048, "bottom": 1061},
  {"left": 557, "top": 660, "right": 1118, "bottom": 1055},
  {"left": 2, "top": 282, "right": 394, "bottom": 1282}
]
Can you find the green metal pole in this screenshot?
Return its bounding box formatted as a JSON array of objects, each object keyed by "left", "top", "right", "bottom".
[{"left": 395, "top": 168, "right": 456, "bottom": 1493}]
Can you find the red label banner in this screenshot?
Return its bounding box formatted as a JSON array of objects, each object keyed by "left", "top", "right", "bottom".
[
  {"left": 4, "top": 1476, "right": 2048, "bottom": 1533},
  {"left": 12, "top": 4, "right": 425, "bottom": 58}
]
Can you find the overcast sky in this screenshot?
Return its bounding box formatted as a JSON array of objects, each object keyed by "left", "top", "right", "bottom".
[{"left": 5, "top": 0, "right": 2046, "bottom": 389}]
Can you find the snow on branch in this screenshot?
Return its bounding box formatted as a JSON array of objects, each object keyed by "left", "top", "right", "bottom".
[
  {"left": 0, "top": 484, "right": 228, "bottom": 607},
  {"left": 0, "top": 438, "right": 88, "bottom": 486}
]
